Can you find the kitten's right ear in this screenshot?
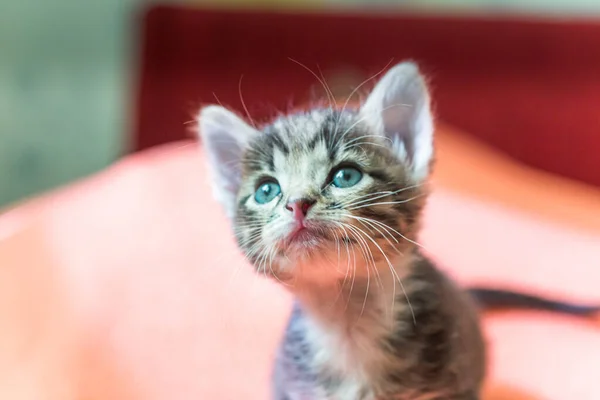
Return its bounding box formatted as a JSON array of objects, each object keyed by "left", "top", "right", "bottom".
[
  {"left": 360, "top": 62, "right": 434, "bottom": 182},
  {"left": 197, "top": 105, "right": 260, "bottom": 218}
]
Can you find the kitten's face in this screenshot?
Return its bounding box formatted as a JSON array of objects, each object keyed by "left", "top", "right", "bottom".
[
  {"left": 234, "top": 110, "right": 424, "bottom": 282},
  {"left": 199, "top": 62, "right": 433, "bottom": 285}
]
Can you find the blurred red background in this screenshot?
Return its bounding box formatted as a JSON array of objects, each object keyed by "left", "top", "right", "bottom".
[{"left": 135, "top": 5, "right": 600, "bottom": 187}]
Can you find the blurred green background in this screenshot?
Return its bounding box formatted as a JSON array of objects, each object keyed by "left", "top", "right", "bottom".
[{"left": 1, "top": 0, "right": 600, "bottom": 207}]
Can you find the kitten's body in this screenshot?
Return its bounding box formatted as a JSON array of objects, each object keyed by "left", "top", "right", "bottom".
[
  {"left": 274, "top": 254, "right": 484, "bottom": 400},
  {"left": 197, "top": 62, "right": 598, "bottom": 400}
]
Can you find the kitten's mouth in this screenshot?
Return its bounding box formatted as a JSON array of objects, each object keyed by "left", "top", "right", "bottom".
[
  {"left": 284, "top": 222, "right": 326, "bottom": 249},
  {"left": 280, "top": 221, "right": 356, "bottom": 253},
  {"left": 289, "top": 225, "right": 312, "bottom": 242}
]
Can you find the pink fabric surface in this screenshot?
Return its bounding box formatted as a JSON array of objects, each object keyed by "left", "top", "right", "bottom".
[{"left": 0, "top": 141, "right": 599, "bottom": 400}]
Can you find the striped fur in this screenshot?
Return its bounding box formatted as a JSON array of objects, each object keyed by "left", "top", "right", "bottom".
[{"left": 198, "top": 62, "right": 485, "bottom": 399}]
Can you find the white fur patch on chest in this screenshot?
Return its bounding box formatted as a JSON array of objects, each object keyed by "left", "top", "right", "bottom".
[{"left": 301, "top": 294, "right": 397, "bottom": 399}]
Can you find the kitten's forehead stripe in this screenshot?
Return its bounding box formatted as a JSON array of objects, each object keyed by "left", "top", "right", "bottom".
[
  {"left": 264, "top": 125, "right": 290, "bottom": 155},
  {"left": 244, "top": 108, "right": 372, "bottom": 176},
  {"left": 368, "top": 169, "right": 393, "bottom": 183}
]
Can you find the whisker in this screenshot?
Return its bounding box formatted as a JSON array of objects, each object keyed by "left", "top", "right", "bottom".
[
  {"left": 317, "top": 63, "right": 337, "bottom": 110},
  {"left": 234, "top": 222, "right": 267, "bottom": 230},
  {"left": 342, "top": 184, "right": 424, "bottom": 208},
  {"left": 267, "top": 246, "right": 290, "bottom": 287},
  {"left": 327, "top": 221, "right": 367, "bottom": 311},
  {"left": 350, "top": 216, "right": 399, "bottom": 243},
  {"left": 336, "top": 59, "right": 395, "bottom": 139},
  {"left": 351, "top": 216, "right": 401, "bottom": 254},
  {"left": 344, "top": 142, "right": 391, "bottom": 151},
  {"left": 343, "top": 134, "right": 393, "bottom": 147},
  {"left": 341, "top": 224, "right": 383, "bottom": 317},
  {"left": 288, "top": 57, "right": 335, "bottom": 110},
  {"left": 335, "top": 190, "right": 396, "bottom": 207},
  {"left": 337, "top": 102, "right": 411, "bottom": 143},
  {"left": 327, "top": 226, "right": 349, "bottom": 307},
  {"left": 333, "top": 221, "right": 358, "bottom": 307},
  {"left": 212, "top": 92, "right": 225, "bottom": 107},
  {"left": 343, "top": 223, "right": 383, "bottom": 282},
  {"left": 355, "top": 215, "right": 427, "bottom": 251},
  {"left": 345, "top": 221, "right": 415, "bottom": 324},
  {"left": 342, "top": 224, "right": 372, "bottom": 315},
  {"left": 348, "top": 216, "right": 412, "bottom": 258},
  {"left": 238, "top": 74, "right": 256, "bottom": 128},
  {"left": 348, "top": 194, "right": 425, "bottom": 210}
]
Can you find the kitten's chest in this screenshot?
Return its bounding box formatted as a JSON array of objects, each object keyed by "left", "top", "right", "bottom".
[{"left": 274, "top": 303, "right": 393, "bottom": 400}]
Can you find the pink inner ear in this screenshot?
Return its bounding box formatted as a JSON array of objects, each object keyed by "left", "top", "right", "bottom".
[
  {"left": 360, "top": 63, "right": 434, "bottom": 181},
  {"left": 199, "top": 105, "right": 261, "bottom": 215}
]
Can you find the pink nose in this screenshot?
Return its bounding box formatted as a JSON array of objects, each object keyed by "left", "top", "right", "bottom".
[{"left": 285, "top": 199, "right": 315, "bottom": 220}]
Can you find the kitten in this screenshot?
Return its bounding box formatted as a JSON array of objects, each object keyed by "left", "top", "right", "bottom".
[{"left": 197, "top": 62, "right": 598, "bottom": 400}]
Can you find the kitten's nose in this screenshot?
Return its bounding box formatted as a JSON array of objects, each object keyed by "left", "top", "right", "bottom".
[{"left": 285, "top": 198, "right": 316, "bottom": 220}]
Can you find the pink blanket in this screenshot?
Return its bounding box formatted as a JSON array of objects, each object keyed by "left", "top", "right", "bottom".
[{"left": 0, "top": 138, "right": 599, "bottom": 400}]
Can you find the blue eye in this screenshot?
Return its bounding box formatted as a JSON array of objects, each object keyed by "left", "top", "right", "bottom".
[
  {"left": 254, "top": 181, "right": 281, "bottom": 204},
  {"left": 332, "top": 167, "right": 363, "bottom": 188}
]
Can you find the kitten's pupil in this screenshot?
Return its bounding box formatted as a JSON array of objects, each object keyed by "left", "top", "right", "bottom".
[
  {"left": 332, "top": 167, "right": 363, "bottom": 188},
  {"left": 255, "top": 181, "right": 281, "bottom": 204}
]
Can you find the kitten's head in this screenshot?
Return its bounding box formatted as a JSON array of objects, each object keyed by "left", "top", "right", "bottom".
[{"left": 198, "top": 62, "right": 433, "bottom": 285}]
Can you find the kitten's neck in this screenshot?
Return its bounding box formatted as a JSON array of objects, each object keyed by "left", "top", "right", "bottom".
[
  {"left": 290, "top": 255, "right": 413, "bottom": 379},
  {"left": 292, "top": 252, "right": 411, "bottom": 319},
  {"left": 294, "top": 274, "right": 399, "bottom": 330}
]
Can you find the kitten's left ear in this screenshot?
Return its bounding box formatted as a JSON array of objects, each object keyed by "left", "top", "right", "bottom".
[
  {"left": 197, "top": 105, "right": 260, "bottom": 218},
  {"left": 360, "top": 62, "right": 434, "bottom": 182}
]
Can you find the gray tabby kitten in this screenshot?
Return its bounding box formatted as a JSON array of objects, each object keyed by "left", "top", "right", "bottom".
[{"left": 197, "top": 62, "right": 598, "bottom": 400}]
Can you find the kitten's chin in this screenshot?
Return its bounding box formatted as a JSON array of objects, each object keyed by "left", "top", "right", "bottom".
[
  {"left": 286, "top": 229, "right": 320, "bottom": 248},
  {"left": 268, "top": 223, "right": 347, "bottom": 284}
]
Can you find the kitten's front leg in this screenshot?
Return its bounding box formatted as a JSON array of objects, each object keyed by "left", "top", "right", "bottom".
[
  {"left": 272, "top": 349, "right": 305, "bottom": 400},
  {"left": 273, "top": 387, "right": 290, "bottom": 400},
  {"left": 272, "top": 376, "right": 291, "bottom": 400},
  {"left": 271, "top": 358, "right": 289, "bottom": 400}
]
